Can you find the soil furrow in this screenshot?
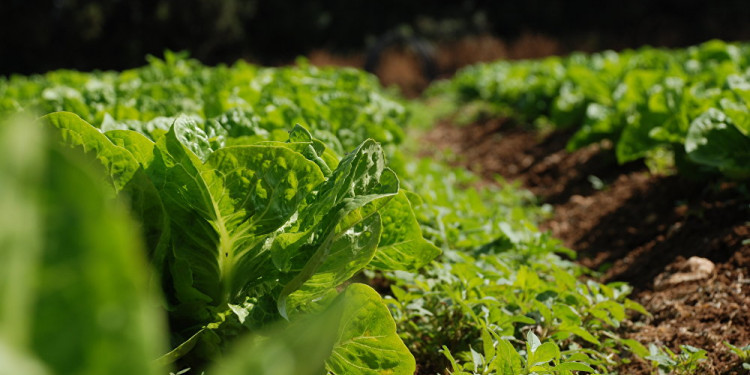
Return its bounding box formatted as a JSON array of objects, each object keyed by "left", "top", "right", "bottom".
[{"left": 424, "top": 118, "right": 750, "bottom": 374}]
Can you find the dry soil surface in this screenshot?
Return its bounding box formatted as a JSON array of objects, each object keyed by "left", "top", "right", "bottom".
[{"left": 424, "top": 118, "right": 750, "bottom": 374}]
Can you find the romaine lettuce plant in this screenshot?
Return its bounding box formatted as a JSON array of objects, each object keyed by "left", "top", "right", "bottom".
[{"left": 36, "top": 111, "right": 438, "bottom": 373}]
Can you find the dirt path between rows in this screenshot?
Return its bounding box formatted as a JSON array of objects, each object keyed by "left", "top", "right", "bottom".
[{"left": 423, "top": 118, "right": 750, "bottom": 374}]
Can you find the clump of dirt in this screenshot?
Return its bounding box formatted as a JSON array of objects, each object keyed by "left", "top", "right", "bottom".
[
  {"left": 424, "top": 117, "right": 750, "bottom": 374},
  {"left": 620, "top": 255, "right": 750, "bottom": 374}
]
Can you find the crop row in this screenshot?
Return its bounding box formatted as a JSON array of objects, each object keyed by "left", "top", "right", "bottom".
[
  {"left": 438, "top": 39, "right": 750, "bottom": 179},
  {"left": 1, "top": 53, "right": 647, "bottom": 374}
]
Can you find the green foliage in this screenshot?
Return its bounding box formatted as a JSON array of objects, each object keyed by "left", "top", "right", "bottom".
[
  {"left": 646, "top": 344, "right": 708, "bottom": 375},
  {"left": 36, "top": 111, "right": 427, "bottom": 373},
  {"left": 685, "top": 108, "right": 750, "bottom": 179},
  {"left": 382, "top": 158, "right": 646, "bottom": 374},
  {"left": 327, "top": 284, "right": 416, "bottom": 375},
  {"left": 211, "top": 283, "right": 414, "bottom": 375},
  {"left": 724, "top": 342, "right": 750, "bottom": 370},
  {"left": 0, "top": 117, "right": 167, "bottom": 375},
  {"left": 438, "top": 39, "right": 750, "bottom": 179},
  {"left": 368, "top": 190, "right": 442, "bottom": 272},
  {"left": 210, "top": 301, "right": 342, "bottom": 375},
  {"left": 1, "top": 52, "right": 654, "bottom": 375},
  {"left": 440, "top": 330, "right": 596, "bottom": 375},
  {"left": 3, "top": 55, "right": 407, "bottom": 159},
  {"left": 3, "top": 54, "right": 434, "bottom": 374}
]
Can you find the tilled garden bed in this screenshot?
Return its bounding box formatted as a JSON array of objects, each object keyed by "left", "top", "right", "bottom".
[{"left": 424, "top": 118, "right": 750, "bottom": 374}]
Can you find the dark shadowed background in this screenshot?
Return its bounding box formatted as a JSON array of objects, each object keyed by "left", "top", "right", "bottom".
[{"left": 2, "top": 0, "right": 750, "bottom": 77}]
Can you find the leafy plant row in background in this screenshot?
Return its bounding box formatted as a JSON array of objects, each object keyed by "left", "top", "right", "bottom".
[
  {"left": 0, "top": 53, "right": 652, "bottom": 374},
  {"left": 438, "top": 39, "right": 750, "bottom": 179},
  {"left": 0, "top": 51, "right": 408, "bottom": 161}
]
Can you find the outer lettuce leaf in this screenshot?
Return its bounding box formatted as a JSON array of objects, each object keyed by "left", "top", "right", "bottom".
[
  {"left": 566, "top": 103, "right": 618, "bottom": 151},
  {"left": 40, "top": 113, "right": 170, "bottom": 276},
  {"left": 686, "top": 108, "right": 750, "bottom": 179},
  {"left": 274, "top": 139, "right": 400, "bottom": 316},
  {"left": 104, "top": 130, "right": 170, "bottom": 265},
  {"left": 616, "top": 106, "right": 669, "bottom": 163},
  {"left": 616, "top": 77, "right": 690, "bottom": 163},
  {"left": 40, "top": 111, "right": 141, "bottom": 192},
  {"left": 326, "top": 284, "right": 416, "bottom": 375},
  {"left": 369, "top": 190, "right": 441, "bottom": 272},
  {"left": 268, "top": 124, "right": 339, "bottom": 175},
  {"left": 211, "top": 283, "right": 415, "bottom": 375},
  {"left": 105, "top": 129, "right": 157, "bottom": 164},
  {"left": 99, "top": 113, "right": 177, "bottom": 141},
  {"left": 0, "top": 118, "right": 167, "bottom": 375},
  {"left": 567, "top": 64, "right": 613, "bottom": 106},
  {"left": 170, "top": 115, "right": 214, "bottom": 161},
  {"left": 0, "top": 118, "right": 45, "bottom": 350},
  {"left": 284, "top": 214, "right": 382, "bottom": 314},
  {"left": 551, "top": 82, "right": 586, "bottom": 128},
  {"left": 719, "top": 95, "right": 750, "bottom": 136},
  {"left": 210, "top": 305, "right": 341, "bottom": 375}
]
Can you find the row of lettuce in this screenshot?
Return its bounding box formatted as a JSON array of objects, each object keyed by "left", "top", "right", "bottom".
[
  {"left": 1, "top": 53, "right": 647, "bottom": 375},
  {"left": 436, "top": 39, "right": 750, "bottom": 179}
]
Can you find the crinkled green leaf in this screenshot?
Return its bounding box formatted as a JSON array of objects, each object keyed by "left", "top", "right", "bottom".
[
  {"left": 40, "top": 111, "right": 141, "bottom": 192},
  {"left": 285, "top": 213, "right": 382, "bottom": 314},
  {"left": 719, "top": 97, "right": 750, "bottom": 136},
  {"left": 171, "top": 115, "right": 214, "bottom": 162},
  {"left": 686, "top": 108, "right": 750, "bottom": 178},
  {"left": 259, "top": 124, "right": 339, "bottom": 175},
  {"left": 100, "top": 114, "right": 180, "bottom": 141},
  {"left": 326, "top": 284, "right": 415, "bottom": 375},
  {"left": 211, "top": 302, "right": 343, "bottom": 375},
  {"left": 148, "top": 121, "right": 326, "bottom": 322},
  {"left": 616, "top": 109, "right": 669, "bottom": 163},
  {"left": 368, "top": 190, "right": 441, "bottom": 272},
  {"left": 275, "top": 139, "right": 399, "bottom": 317},
  {"left": 105, "top": 129, "right": 157, "bottom": 166}
]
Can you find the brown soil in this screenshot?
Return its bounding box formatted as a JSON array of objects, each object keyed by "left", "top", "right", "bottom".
[
  {"left": 308, "top": 33, "right": 563, "bottom": 98},
  {"left": 308, "top": 46, "right": 428, "bottom": 98},
  {"left": 424, "top": 118, "right": 750, "bottom": 374},
  {"left": 434, "top": 32, "right": 562, "bottom": 76}
]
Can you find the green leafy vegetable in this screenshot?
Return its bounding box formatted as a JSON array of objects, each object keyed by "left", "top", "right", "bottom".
[
  {"left": 327, "top": 284, "right": 416, "bottom": 375},
  {"left": 685, "top": 108, "right": 750, "bottom": 178},
  {"left": 0, "top": 117, "right": 167, "bottom": 375}
]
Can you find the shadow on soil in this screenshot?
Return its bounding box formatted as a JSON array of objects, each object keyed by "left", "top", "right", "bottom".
[{"left": 423, "top": 117, "right": 750, "bottom": 374}]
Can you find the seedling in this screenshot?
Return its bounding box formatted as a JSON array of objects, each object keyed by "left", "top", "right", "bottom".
[{"left": 646, "top": 344, "right": 707, "bottom": 375}]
